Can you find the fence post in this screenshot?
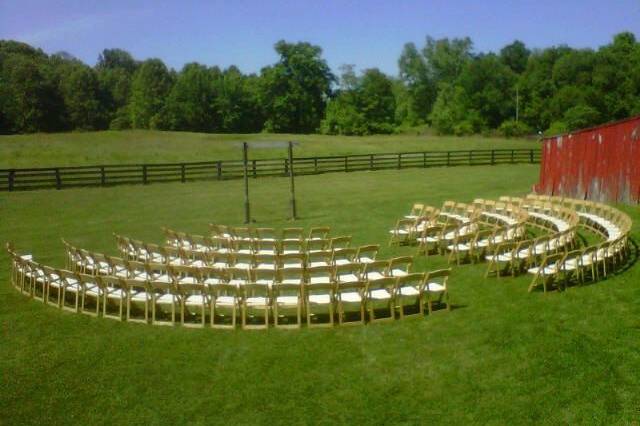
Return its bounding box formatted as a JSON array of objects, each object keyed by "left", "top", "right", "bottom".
[
  {"left": 397, "top": 153, "right": 402, "bottom": 169},
  {"left": 8, "top": 170, "right": 15, "bottom": 191},
  {"left": 344, "top": 156, "right": 348, "bottom": 172},
  {"left": 314, "top": 157, "right": 318, "bottom": 173},
  {"left": 181, "top": 164, "right": 186, "bottom": 183},
  {"left": 55, "top": 168, "right": 61, "bottom": 190},
  {"left": 423, "top": 152, "right": 427, "bottom": 167},
  {"left": 469, "top": 150, "right": 473, "bottom": 165},
  {"left": 447, "top": 151, "right": 451, "bottom": 166},
  {"left": 530, "top": 149, "right": 534, "bottom": 163},
  {"left": 491, "top": 150, "right": 495, "bottom": 165},
  {"left": 100, "top": 166, "right": 106, "bottom": 186},
  {"left": 369, "top": 154, "right": 374, "bottom": 170},
  {"left": 252, "top": 159, "right": 257, "bottom": 178},
  {"left": 142, "top": 165, "right": 148, "bottom": 185},
  {"left": 284, "top": 159, "right": 289, "bottom": 176},
  {"left": 511, "top": 150, "right": 515, "bottom": 163},
  {"left": 217, "top": 161, "right": 222, "bottom": 180}
]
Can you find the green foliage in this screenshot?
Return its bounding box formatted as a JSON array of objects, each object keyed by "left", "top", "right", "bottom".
[
  {"left": 546, "top": 120, "right": 569, "bottom": 135},
  {"left": 260, "top": 40, "right": 334, "bottom": 133},
  {"left": 562, "top": 105, "right": 600, "bottom": 131},
  {"left": 498, "top": 119, "right": 532, "bottom": 137},
  {"left": 500, "top": 40, "right": 530, "bottom": 74},
  {"left": 321, "top": 68, "right": 395, "bottom": 135},
  {"left": 129, "top": 59, "right": 173, "bottom": 129},
  {"left": 0, "top": 33, "right": 640, "bottom": 135}
]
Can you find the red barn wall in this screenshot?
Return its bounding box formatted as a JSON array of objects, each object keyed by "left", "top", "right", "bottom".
[{"left": 536, "top": 115, "right": 640, "bottom": 204}]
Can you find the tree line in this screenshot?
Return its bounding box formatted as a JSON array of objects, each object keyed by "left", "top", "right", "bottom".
[{"left": 1, "top": 32, "right": 639, "bottom": 136}]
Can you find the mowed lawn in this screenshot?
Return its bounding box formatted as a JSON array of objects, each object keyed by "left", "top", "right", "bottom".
[
  {"left": 0, "top": 130, "right": 539, "bottom": 168},
  {"left": 1, "top": 146, "right": 640, "bottom": 423}
]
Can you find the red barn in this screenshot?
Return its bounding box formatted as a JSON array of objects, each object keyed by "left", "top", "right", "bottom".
[{"left": 535, "top": 115, "right": 640, "bottom": 204}]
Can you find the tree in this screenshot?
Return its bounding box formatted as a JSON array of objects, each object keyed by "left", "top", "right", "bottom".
[
  {"left": 96, "top": 48, "right": 138, "bottom": 129},
  {"left": 429, "top": 83, "right": 482, "bottom": 135},
  {"left": 500, "top": 40, "right": 530, "bottom": 74},
  {"left": 129, "top": 59, "right": 173, "bottom": 128},
  {"left": 215, "top": 66, "right": 264, "bottom": 132},
  {"left": 59, "top": 65, "right": 105, "bottom": 130},
  {"left": 397, "top": 42, "right": 436, "bottom": 124},
  {"left": 159, "top": 63, "right": 219, "bottom": 132},
  {"left": 321, "top": 68, "right": 395, "bottom": 135},
  {"left": 457, "top": 53, "right": 516, "bottom": 129},
  {"left": 260, "top": 40, "right": 334, "bottom": 133},
  {"left": 422, "top": 36, "right": 474, "bottom": 85},
  {"left": 0, "top": 53, "right": 64, "bottom": 133}
]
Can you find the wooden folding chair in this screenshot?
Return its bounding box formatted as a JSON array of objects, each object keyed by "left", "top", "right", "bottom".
[
  {"left": 124, "top": 278, "right": 150, "bottom": 324},
  {"left": 273, "top": 283, "right": 302, "bottom": 329},
  {"left": 304, "top": 282, "right": 335, "bottom": 327},
  {"left": 78, "top": 273, "right": 102, "bottom": 316},
  {"left": 208, "top": 283, "right": 239, "bottom": 329},
  {"left": 336, "top": 281, "right": 366, "bottom": 325},
  {"left": 395, "top": 273, "right": 426, "bottom": 318},
  {"left": 149, "top": 281, "right": 179, "bottom": 326},
  {"left": 424, "top": 268, "right": 451, "bottom": 313},
  {"left": 354, "top": 245, "right": 379, "bottom": 264},
  {"left": 308, "top": 226, "right": 330, "bottom": 240},
  {"left": 329, "top": 236, "right": 352, "bottom": 250},
  {"left": 388, "top": 256, "right": 413, "bottom": 277},
  {"left": 178, "top": 283, "right": 208, "bottom": 328},
  {"left": 98, "top": 275, "right": 126, "bottom": 321},
  {"left": 241, "top": 283, "right": 271, "bottom": 330},
  {"left": 365, "top": 277, "right": 395, "bottom": 322}
]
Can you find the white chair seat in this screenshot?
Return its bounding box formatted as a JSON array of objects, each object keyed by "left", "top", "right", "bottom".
[
  {"left": 339, "top": 292, "right": 362, "bottom": 303},
  {"left": 366, "top": 272, "right": 386, "bottom": 281},
  {"left": 425, "top": 282, "right": 445, "bottom": 292},
  {"left": 309, "top": 276, "right": 331, "bottom": 285},
  {"left": 334, "top": 259, "right": 352, "bottom": 266},
  {"left": 357, "top": 257, "right": 375, "bottom": 264},
  {"left": 369, "top": 289, "right": 391, "bottom": 300},
  {"left": 389, "top": 269, "right": 408, "bottom": 277},
  {"left": 337, "top": 274, "right": 359, "bottom": 283},
  {"left": 281, "top": 278, "right": 303, "bottom": 285},
  {"left": 256, "top": 263, "right": 276, "bottom": 270},
  {"left": 527, "top": 265, "right": 559, "bottom": 275},
  {"left": 155, "top": 294, "right": 176, "bottom": 304},
  {"left": 309, "top": 261, "right": 329, "bottom": 268},
  {"left": 106, "top": 288, "right": 126, "bottom": 299},
  {"left": 130, "top": 292, "right": 149, "bottom": 302},
  {"left": 398, "top": 286, "right": 420, "bottom": 296},
  {"left": 308, "top": 294, "right": 331, "bottom": 304},
  {"left": 246, "top": 297, "right": 269, "bottom": 307},
  {"left": 276, "top": 296, "right": 299, "bottom": 305},
  {"left": 185, "top": 295, "right": 208, "bottom": 305},
  {"left": 214, "top": 296, "right": 237, "bottom": 306}
]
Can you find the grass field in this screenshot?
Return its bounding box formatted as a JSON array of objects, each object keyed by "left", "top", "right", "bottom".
[
  {"left": 0, "top": 130, "right": 538, "bottom": 168},
  {"left": 1, "top": 132, "right": 639, "bottom": 425}
]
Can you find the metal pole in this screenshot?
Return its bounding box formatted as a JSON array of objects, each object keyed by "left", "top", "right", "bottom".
[
  {"left": 243, "top": 142, "right": 250, "bottom": 224},
  {"left": 288, "top": 141, "right": 297, "bottom": 220}
]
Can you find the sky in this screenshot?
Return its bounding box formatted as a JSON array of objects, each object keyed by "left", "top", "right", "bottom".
[{"left": 1, "top": 0, "right": 639, "bottom": 76}]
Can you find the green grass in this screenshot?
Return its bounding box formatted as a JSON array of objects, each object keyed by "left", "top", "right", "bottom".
[
  {"left": 0, "top": 130, "right": 539, "bottom": 168},
  {"left": 2, "top": 159, "right": 640, "bottom": 425}
]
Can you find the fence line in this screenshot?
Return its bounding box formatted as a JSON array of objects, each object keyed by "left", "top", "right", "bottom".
[{"left": 0, "top": 148, "right": 540, "bottom": 192}]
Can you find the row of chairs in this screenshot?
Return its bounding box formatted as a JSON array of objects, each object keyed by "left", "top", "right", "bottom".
[
  {"left": 106, "top": 238, "right": 381, "bottom": 270},
  {"left": 119, "top": 233, "right": 355, "bottom": 258},
  {"left": 208, "top": 224, "right": 330, "bottom": 242},
  {"left": 7, "top": 245, "right": 450, "bottom": 329}
]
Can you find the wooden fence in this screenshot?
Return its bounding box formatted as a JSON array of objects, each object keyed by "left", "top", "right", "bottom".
[{"left": 0, "top": 148, "right": 540, "bottom": 191}]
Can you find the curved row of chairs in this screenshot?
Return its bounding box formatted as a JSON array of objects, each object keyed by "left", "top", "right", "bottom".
[
  {"left": 111, "top": 235, "right": 381, "bottom": 271},
  {"left": 390, "top": 195, "right": 632, "bottom": 292},
  {"left": 6, "top": 243, "right": 450, "bottom": 329}
]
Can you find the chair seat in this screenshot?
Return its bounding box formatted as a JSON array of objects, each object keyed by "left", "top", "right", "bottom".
[
  {"left": 337, "top": 274, "right": 359, "bottom": 283},
  {"left": 357, "top": 257, "right": 375, "bottom": 264},
  {"left": 106, "top": 288, "right": 126, "bottom": 299},
  {"left": 309, "top": 277, "right": 332, "bottom": 285},
  {"left": 256, "top": 263, "right": 277, "bottom": 270},
  {"left": 281, "top": 278, "right": 303, "bottom": 285},
  {"left": 389, "top": 269, "right": 408, "bottom": 277},
  {"left": 425, "top": 282, "right": 446, "bottom": 292},
  {"left": 527, "top": 265, "right": 559, "bottom": 275},
  {"left": 155, "top": 294, "right": 176, "bottom": 304},
  {"left": 184, "top": 294, "right": 208, "bottom": 305},
  {"left": 339, "top": 292, "right": 362, "bottom": 303},
  {"left": 334, "top": 259, "right": 352, "bottom": 266},
  {"left": 214, "top": 296, "right": 237, "bottom": 306},
  {"left": 276, "top": 296, "right": 299, "bottom": 305},
  {"left": 246, "top": 297, "right": 269, "bottom": 307},
  {"left": 308, "top": 294, "right": 331, "bottom": 304},
  {"left": 309, "top": 261, "right": 329, "bottom": 268},
  {"left": 397, "top": 286, "right": 420, "bottom": 296},
  {"left": 177, "top": 277, "right": 199, "bottom": 285},
  {"left": 366, "top": 272, "right": 386, "bottom": 281},
  {"left": 130, "top": 292, "right": 149, "bottom": 302},
  {"left": 369, "top": 289, "right": 391, "bottom": 300},
  {"left": 84, "top": 285, "right": 102, "bottom": 296}
]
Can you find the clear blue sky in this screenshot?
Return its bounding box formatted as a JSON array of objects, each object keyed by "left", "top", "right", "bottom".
[{"left": 1, "top": 0, "right": 639, "bottom": 75}]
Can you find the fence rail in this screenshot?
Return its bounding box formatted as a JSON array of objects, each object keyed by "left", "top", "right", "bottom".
[{"left": 0, "top": 148, "right": 540, "bottom": 192}]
